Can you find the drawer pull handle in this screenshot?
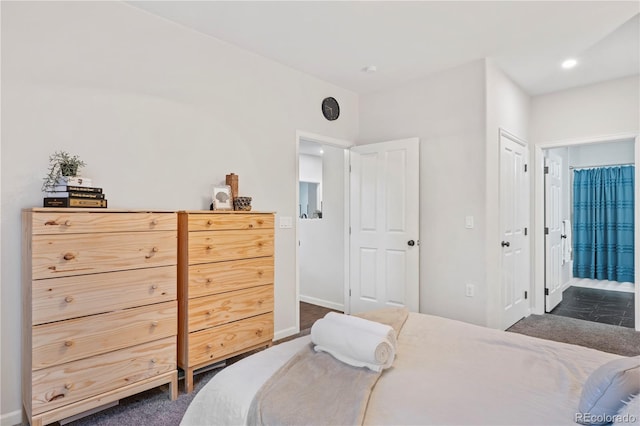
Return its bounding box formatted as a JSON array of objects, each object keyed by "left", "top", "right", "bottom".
[
  {"left": 206, "top": 344, "right": 213, "bottom": 350},
  {"left": 151, "top": 284, "right": 158, "bottom": 290},
  {"left": 206, "top": 278, "right": 213, "bottom": 284},
  {"left": 64, "top": 340, "right": 74, "bottom": 347},
  {"left": 256, "top": 329, "right": 263, "bottom": 337},
  {"left": 257, "top": 242, "right": 263, "bottom": 247},
  {"left": 151, "top": 219, "right": 158, "bottom": 226},
  {"left": 257, "top": 271, "right": 264, "bottom": 276},
  {"left": 257, "top": 220, "right": 264, "bottom": 225},
  {"left": 258, "top": 299, "right": 264, "bottom": 305},
  {"left": 151, "top": 321, "right": 159, "bottom": 327},
  {"left": 207, "top": 220, "right": 213, "bottom": 226},
  {"left": 64, "top": 383, "right": 73, "bottom": 390},
  {"left": 63, "top": 253, "right": 75, "bottom": 261},
  {"left": 248, "top": 224, "right": 254, "bottom": 228},
  {"left": 150, "top": 358, "right": 157, "bottom": 364},
  {"left": 206, "top": 310, "right": 212, "bottom": 316},
  {"left": 65, "top": 296, "right": 74, "bottom": 303},
  {"left": 64, "top": 220, "right": 72, "bottom": 226},
  {"left": 145, "top": 247, "right": 159, "bottom": 259},
  {"left": 206, "top": 245, "right": 213, "bottom": 250}
]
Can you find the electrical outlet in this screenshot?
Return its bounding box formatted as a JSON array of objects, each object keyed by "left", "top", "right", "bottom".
[{"left": 465, "top": 283, "right": 475, "bottom": 297}]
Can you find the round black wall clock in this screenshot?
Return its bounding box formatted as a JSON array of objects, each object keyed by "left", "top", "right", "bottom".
[{"left": 322, "top": 97, "right": 340, "bottom": 121}]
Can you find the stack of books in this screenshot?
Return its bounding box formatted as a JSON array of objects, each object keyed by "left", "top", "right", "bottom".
[{"left": 43, "top": 177, "right": 108, "bottom": 208}]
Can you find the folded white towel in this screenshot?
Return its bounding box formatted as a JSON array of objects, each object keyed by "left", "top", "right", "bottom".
[
  {"left": 323, "top": 311, "right": 397, "bottom": 349},
  {"left": 310, "top": 318, "right": 395, "bottom": 372}
]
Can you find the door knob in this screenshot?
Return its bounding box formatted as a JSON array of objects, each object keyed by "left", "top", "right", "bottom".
[
  {"left": 561, "top": 234, "right": 567, "bottom": 239},
  {"left": 408, "top": 240, "right": 415, "bottom": 246},
  {"left": 501, "top": 241, "right": 510, "bottom": 247}
]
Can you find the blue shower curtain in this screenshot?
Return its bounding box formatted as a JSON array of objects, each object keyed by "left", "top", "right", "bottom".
[{"left": 573, "top": 165, "right": 635, "bottom": 283}]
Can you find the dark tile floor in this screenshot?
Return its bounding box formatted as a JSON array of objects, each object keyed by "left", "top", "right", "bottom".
[{"left": 549, "top": 286, "right": 635, "bottom": 328}]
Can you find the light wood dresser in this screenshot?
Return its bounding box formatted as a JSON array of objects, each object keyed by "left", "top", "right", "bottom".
[
  {"left": 177, "top": 211, "right": 274, "bottom": 393},
  {"left": 22, "top": 208, "right": 179, "bottom": 426}
]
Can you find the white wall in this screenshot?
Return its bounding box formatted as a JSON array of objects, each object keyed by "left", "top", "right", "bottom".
[
  {"left": 568, "top": 139, "right": 635, "bottom": 167},
  {"left": 359, "top": 60, "right": 488, "bottom": 326},
  {"left": 0, "top": 2, "right": 358, "bottom": 420},
  {"left": 484, "top": 60, "right": 531, "bottom": 328},
  {"left": 298, "top": 145, "right": 346, "bottom": 310},
  {"left": 531, "top": 76, "right": 640, "bottom": 143}
]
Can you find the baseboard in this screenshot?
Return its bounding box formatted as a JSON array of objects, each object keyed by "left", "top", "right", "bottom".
[
  {"left": 273, "top": 326, "right": 298, "bottom": 341},
  {"left": 299, "top": 295, "right": 344, "bottom": 312},
  {"left": 1, "top": 409, "right": 22, "bottom": 426}
]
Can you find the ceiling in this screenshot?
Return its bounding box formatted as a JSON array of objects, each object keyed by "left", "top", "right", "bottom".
[{"left": 128, "top": 1, "right": 639, "bottom": 96}]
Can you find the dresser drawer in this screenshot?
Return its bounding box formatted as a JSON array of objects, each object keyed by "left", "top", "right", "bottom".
[
  {"left": 187, "top": 257, "right": 274, "bottom": 298},
  {"left": 187, "top": 229, "right": 273, "bottom": 264},
  {"left": 188, "top": 313, "right": 272, "bottom": 366},
  {"left": 186, "top": 213, "right": 273, "bottom": 231},
  {"left": 31, "top": 211, "right": 176, "bottom": 235},
  {"left": 31, "top": 336, "right": 176, "bottom": 415},
  {"left": 188, "top": 285, "right": 273, "bottom": 332},
  {"left": 32, "top": 266, "right": 176, "bottom": 325},
  {"left": 32, "top": 301, "right": 177, "bottom": 369},
  {"left": 32, "top": 230, "right": 177, "bottom": 279}
]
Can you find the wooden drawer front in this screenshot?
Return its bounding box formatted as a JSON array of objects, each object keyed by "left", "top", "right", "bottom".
[
  {"left": 32, "top": 301, "right": 177, "bottom": 370},
  {"left": 188, "top": 257, "right": 274, "bottom": 298},
  {"left": 188, "top": 285, "right": 273, "bottom": 332},
  {"left": 187, "top": 214, "right": 274, "bottom": 231},
  {"left": 32, "top": 231, "right": 177, "bottom": 279},
  {"left": 32, "top": 212, "right": 176, "bottom": 235},
  {"left": 31, "top": 336, "right": 176, "bottom": 415},
  {"left": 188, "top": 313, "right": 272, "bottom": 366},
  {"left": 32, "top": 266, "right": 176, "bottom": 325},
  {"left": 187, "top": 229, "right": 273, "bottom": 264}
]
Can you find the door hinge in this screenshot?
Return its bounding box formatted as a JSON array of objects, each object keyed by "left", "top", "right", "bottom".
[
  {"left": 544, "top": 227, "right": 549, "bottom": 235},
  {"left": 524, "top": 227, "right": 528, "bottom": 236},
  {"left": 544, "top": 166, "right": 549, "bottom": 174},
  {"left": 524, "top": 164, "right": 528, "bottom": 172},
  {"left": 545, "top": 288, "right": 549, "bottom": 296},
  {"left": 524, "top": 291, "right": 528, "bottom": 300},
  {"left": 349, "top": 165, "right": 352, "bottom": 173},
  {"left": 349, "top": 226, "right": 351, "bottom": 235},
  {"left": 349, "top": 289, "right": 352, "bottom": 296}
]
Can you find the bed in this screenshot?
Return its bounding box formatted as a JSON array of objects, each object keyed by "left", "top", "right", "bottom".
[{"left": 181, "top": 311, "right": 637, "bottom": 426}]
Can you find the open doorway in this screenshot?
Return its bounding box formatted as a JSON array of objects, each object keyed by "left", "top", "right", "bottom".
[
  {"left": 542, "top": 139, "right": 636, "bottom": 329},
  {"left": 295, "top": 132, "right": 351, "bottom": 333}
]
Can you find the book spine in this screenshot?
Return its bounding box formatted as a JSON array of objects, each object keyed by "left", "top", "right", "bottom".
[
  {"left": 56, "top": 177, "right": 93, "bottom": 187},
  {"left": 44, "top": 192, "right": 105, "bottom": 199},
  {"left": 46, "top": 185, "right": 103, "bottom": 194},
  {"left": 43, "top": 198, "right": 108, "bottom": 208}
]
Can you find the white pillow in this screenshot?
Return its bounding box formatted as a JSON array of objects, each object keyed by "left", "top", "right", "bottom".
[
  {"left": 577, "top": 356, "right": 640, "bottom": 425},
  {"left": 613, "top": 394, "right": 639, "bottom": 426}
]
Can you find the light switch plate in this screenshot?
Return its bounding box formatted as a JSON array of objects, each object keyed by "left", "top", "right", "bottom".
[
  {"left": 465, "top": 216, "right": 474, "bottom": 229},
  {"left": 279, "top": 216, "right": 293, "bottom": 229}
]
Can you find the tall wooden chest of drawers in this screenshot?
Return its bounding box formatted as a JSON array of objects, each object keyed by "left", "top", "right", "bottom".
[
  {"left": 22, "top": 208, "right": 179, "bottom": 426},
  {"left": 177, "top": 211, "right": 274, "bottom": 393}
]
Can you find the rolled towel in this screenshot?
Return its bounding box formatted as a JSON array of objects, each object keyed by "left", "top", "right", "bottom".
[
  {"left": 324, "top": 311, "right": 397, "bottom": 349},
  {"left": 311, "top": 317, "right": 395, "bottom": 372}
]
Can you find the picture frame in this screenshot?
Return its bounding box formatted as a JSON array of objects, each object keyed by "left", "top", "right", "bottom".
[{"left": 212, "top": 185, "right": 233, "bottom": 210}]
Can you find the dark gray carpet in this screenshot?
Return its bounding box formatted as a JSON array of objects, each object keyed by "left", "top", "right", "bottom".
[
  {"left": 507, "top": 314, "right": 640, "bottom": 356},
  {"left": 33, "top": 314, "right": 639, "bottom": 426}
]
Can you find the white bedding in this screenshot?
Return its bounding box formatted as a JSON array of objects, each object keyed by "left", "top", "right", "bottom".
[{"left": 181, "top": 313, "right": 621, "bottom": 426}]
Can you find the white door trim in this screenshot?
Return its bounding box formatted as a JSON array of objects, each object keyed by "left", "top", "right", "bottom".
[
  {"left": 532, "top": 132, "right": 639, "bottom": 331},
  {"left": 295, "top": 131, "right": 352, "bottom": 332}
]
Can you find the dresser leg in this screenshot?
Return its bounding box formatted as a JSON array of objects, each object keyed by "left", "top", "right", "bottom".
[
  {"left": 185, "top": 367, "right": 194, "bottom": 394},
  {"left": 169, "top": 371, "right": 178, "bottom": 400},
  {"left": 30, "top": 415, "right": 43, "bottom": 426}
]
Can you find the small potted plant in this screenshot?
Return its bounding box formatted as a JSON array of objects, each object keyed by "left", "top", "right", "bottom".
[{"left": 42, "top": 150, "right": 86, "bottom": 191}]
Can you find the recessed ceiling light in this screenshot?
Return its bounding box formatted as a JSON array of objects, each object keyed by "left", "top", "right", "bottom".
[
  {"left": 561, "top": 59, "right": 578, "bottom": 69},
  {"left": 362, "top": 65, "right": 377, "bottom": 73}
]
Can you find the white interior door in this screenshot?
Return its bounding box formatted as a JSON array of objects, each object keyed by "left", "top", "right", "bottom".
[
  {"left": 349, "top": 138, "right": 420, "bottom": 314},
  {"left": 499, "top": 130, "right": 530, "bottom": 329},
  {"left": 545, "top": 153, "right": 563, "bottom": 311}
]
